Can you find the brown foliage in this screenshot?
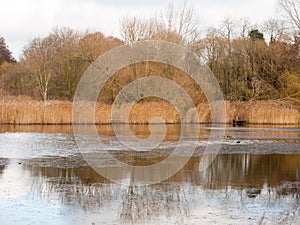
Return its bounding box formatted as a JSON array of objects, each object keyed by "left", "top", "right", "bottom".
[{"left": 0, "top": 99, "right": 298, "bottom": 125}]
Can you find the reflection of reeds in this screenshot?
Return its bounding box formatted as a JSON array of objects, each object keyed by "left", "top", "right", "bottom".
[
  {"left": 276, "top": 181, "right": 300, "bottom": 198},
  {"left": 258, "top": 212, "right": 265, "bottom": 225},
  {"left": 28, "top": 164, "right": 192, "bottom": 222},
  {"left": 25, "top": 154, "right": 300, "bottom": 224},
  {"left": 0, "top": 100, "right": 299, "bottom": 124},
  {"left": 29, "top": 166, "right": 114, "bottom": 211},
  {"left": 119, "top": 184, "right": 191, "bottom": 224}
]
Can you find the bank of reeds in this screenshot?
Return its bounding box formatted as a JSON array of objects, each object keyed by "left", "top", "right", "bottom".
[
  {"left": 228, "top": 101, "right": 300, "bottom": 124},
  {"left": 0, "top": 99, "right": 299, "bottom": 125}
]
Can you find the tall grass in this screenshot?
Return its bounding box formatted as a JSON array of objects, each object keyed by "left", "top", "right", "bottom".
[
  {"left": 0, "top": 99, "right": 299, "bottom": 125},
  {"left": 0, "top": 100, "right": 73, "bottom": 124},
  {"left": 229, "top": 101, "right": 300, "bottom": 124}
]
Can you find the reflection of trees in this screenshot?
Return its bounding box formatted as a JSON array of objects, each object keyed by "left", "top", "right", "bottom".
[
  {"left": 29, "top": 166, "right": 115, "bottom": 211},
  {"left": 26, "top": 153, "right": 300, "bottom": 223},
  {"left": 120, "top": 184, "right": 190, "bottom": 224},
  {"left": 28, "top": 164, "right": 191, "bottom": 223},
  {"left": 0, "top": 158, "right": 8, "bottom": 176},
  {"left": 28, "top": 153, "right": 300, "bottom": 192},
  {"left": 119, "top": 153, "right": 192, "bottom": 224},
  {"left": 194, "top": 154, "right": 300, "bottom": 190},
  {"left": 276, "top": 181, "right": 300, "bottom": 198}
]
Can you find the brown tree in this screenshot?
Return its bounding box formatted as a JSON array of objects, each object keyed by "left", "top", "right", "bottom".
[{"left": 23, "top": 35, "right": 61, "bottom": 101}]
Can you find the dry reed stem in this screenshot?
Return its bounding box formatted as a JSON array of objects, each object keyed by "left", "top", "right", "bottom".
[{"left": 0, "top": 100, "right": 299, "bottom": 125}]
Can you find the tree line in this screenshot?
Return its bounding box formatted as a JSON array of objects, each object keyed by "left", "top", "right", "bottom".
[{"left": 0, "top": 0, "right": 299, "bottom": 106}]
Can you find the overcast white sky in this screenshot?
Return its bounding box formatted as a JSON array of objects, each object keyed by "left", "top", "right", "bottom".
[{"left": 0, "top": 0, "right": 279, "bottom": 59}]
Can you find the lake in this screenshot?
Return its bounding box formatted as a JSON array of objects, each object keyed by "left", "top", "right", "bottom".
[{"left": 0, "top": 124, "right": 299, "bottom": 225}]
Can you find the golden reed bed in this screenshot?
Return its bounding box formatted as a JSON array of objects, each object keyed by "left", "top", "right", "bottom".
[{"left": 0, "top": 100, "right": 299, "bottom": 125}]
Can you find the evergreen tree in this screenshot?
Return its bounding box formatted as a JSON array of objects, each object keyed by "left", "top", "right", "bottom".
[
  {"left": 249, "top": 29, "right": 264, "bottom": 41},
  {"left": 0, "top": 37, "right": 16, "bottom": 65}
]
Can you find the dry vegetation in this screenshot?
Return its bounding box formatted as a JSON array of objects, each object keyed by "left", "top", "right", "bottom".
[
  {"left": 227, "top": 101, "right": 300, "bottom": 124},
  {"left": 0, "top": 1, "right": 299, "bottom": 125},
  {"left": 1, "top": 1, "right": 300, "bottom": 106},
  {"left": 0, "top": 99, "right": 298, "bottom": 125}
]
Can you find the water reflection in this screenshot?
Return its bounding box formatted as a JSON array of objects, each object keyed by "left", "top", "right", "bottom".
[
  {"left": 8, "top": 154, "right": 296, "bottom": 224},
  {"left": 198, "top": 154, "right": 300, "bottom": 189},
  {"left": 0, "top": 125, "right": 299, "bottom": 224},
  {"left": 1, "top": 124, "right": 299, "bottom": 139},
  {"left": 26, "top": 154, "right": 300, "bottom": 190},
  {"left": 0, "top": 158, "right": 8, "bottom": 177}
]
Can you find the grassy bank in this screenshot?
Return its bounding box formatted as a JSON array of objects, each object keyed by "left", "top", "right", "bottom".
[{"left": 0, "top": 100, "right": 299, "bottom": 125}]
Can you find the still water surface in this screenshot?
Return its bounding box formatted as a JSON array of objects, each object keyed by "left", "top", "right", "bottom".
[{"left": 0, "top": 125, "right": 299, "bottom": 225}]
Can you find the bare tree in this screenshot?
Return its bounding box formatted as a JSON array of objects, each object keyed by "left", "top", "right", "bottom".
[
  {"left": 120, "top": 17, "right": 158, "bottom": 43},
  {"left": 157, "top": 2, "right": 200, "bottom": 46},
  {"left": 239, "top": 18, "right": 251, "bottom": 39},
  {"left": 23, "top": 27, "right": 78, "bottom": 101},
  {"left": 262, "top": 18, "right": 285, "bottom": 43},
  {"left": 278, "top": 0, "right": 300, "bottom": 30},
  {"left": 23, "top": 37, "right": 56, "bottom": 101},
  {"left": 120, "top": 2, "right": 200, "bottom": 47},
  {"left": 220, "top": 16, "right": 236, "bottom": 56}
]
